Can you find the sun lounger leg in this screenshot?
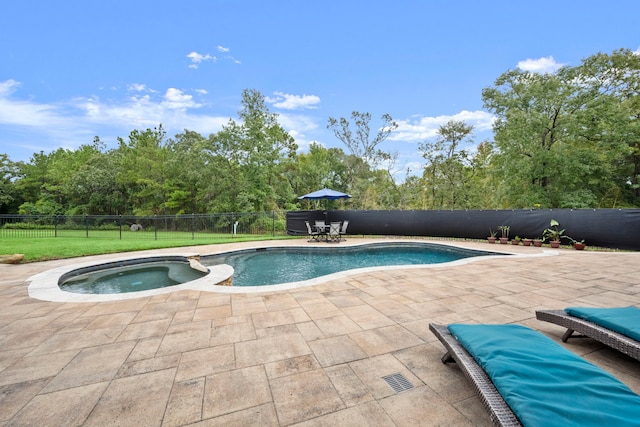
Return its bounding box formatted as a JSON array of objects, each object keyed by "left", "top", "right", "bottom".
[
  {"left": 441, "top": 351, "right": 454, "bottom": 364},
  {"left": 561, "top": 328, "right": 575, "bottom": 342}
]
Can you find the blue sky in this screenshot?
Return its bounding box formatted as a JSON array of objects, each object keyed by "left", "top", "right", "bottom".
[{"left": 2, "top": 0, "right": 639, "bottom": 178}]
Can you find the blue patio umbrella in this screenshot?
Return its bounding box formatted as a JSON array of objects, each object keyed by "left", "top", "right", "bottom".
[
  {"left": 298, "top": 188, "right": 352, "bottom": 200},
  {"left": 298, "top": 188, "right": 352, "bottom": 212}
]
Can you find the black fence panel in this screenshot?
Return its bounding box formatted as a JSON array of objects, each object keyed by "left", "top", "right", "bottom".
[
  {"left": 287, "top": 209, "right": 640, "bottom": 250},
  {"left": 0, "top": 212, "right": 286, "bottom": 239}
]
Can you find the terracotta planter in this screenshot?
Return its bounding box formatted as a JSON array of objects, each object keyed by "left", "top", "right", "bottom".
[
  {"left": 522, "top": 239, "right": 532, "bottom": 247},
  {"left": 487, "top": 237, "right": 496, "bottom": 243},
  {"left": 573, "top": 242, "right": 586, "bottom": 250},
  {"left": 499, "top": 237, "right": 509, "bottom": 244},
  {"left": 549, "top": 240, "right": 561, "bottom": 248},
  {"left": 511, "top": 239, "right": 520, "bottom": 245},
  {"left": 533, "top": 239, "right": 543, "bottom": 247}
]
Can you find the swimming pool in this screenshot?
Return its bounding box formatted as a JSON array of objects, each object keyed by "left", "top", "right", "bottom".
[
  {"left": 203, "top": 242, "right": 498, "bottom": 287},
  {"left": 29, "top": 240, "right": 530, "bottom": 302}
]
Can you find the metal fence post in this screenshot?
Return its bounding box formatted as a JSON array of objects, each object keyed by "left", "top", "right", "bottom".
[
  {"left": 272, "top": 211, "right": 275, "bottom": 236},
  {"left": 54, "top": 215, "right": 58, "bottom": 238},
  {"left": 154, "top": 216, "right": 158, "bottom": 240},
  {"left": 191, "top": 214, "right": 195, "bottom": 240},
  {"left": 85, "top": 215, "right": 89, "bottom": 238}
]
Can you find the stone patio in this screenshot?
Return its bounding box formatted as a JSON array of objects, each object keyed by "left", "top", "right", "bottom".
[{"left": 0, "top": 239, "right": 639, "bottom": 426}]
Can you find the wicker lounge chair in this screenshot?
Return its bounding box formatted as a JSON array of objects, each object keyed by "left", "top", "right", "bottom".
[
  {"left": 429, "top": 324, "right": 522, "bottom": 427},
  {"left": 536, "top": 308, "right": 640, "bottom": 361},
  {"left": 430, "top": 322, "right": 640, "bottom": 427}
]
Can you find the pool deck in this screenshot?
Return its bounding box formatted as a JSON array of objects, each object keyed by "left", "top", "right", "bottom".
[{"left": 1, "top": 238, "right": 639, "bottom": 426}]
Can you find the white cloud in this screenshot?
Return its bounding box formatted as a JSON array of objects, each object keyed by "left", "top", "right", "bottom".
[
  {"left": 517, "top": 56, "right": 565, "bottom": 74},
  {"left": 390, "top": 110, "right": 495, "bottom": 142},
  {"left": 186, "top": 51, "right": 215, "bottom": 69},
  {"left": 0, "top": 79, "right": 20, "bottom": 96},
  {"left": 217, "top": 45, "right": 230, "bottom": 53},
  {"left": 0, "top": 79, "right": 230, "bottom": 157},
  {"left": 266, "top": 92, "right": 321, "bottom": 110}
]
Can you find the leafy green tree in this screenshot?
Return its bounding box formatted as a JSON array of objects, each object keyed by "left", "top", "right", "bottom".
[
  {"left": 114, "top": 126, "right": 168, "bottom": 215},
  {"left": 419, "top": 120, "right": 476, "bottom": 208},
  {"left": 0, "top": 154, "right": 20, "bottom": 213},
  {"left": 210, "top": 89, "right": 298, "bottom": 212},
  {"left": 482, "top": 49, "right": 639, "bottom": 208}
]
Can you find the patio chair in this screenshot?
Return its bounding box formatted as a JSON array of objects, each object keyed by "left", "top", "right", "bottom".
[
  {"left": 430, "top": 323, "right": 640, "bottom": 427},
  {"left": 304, "top": 221, "right": 320, "bottom": 242},
  {"left": 328, "top": 222, "right": 341, "bottom": 242},
  {"left": 339, "top": 220, "right": 349, "bottom": 241},
  {"left": 536, "top": 307, "right": 640, "bottom": 361}
]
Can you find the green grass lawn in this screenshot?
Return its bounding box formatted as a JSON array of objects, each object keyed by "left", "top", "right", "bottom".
[{"left": 1, "top": 233, "right": 298, "bottom": 262}]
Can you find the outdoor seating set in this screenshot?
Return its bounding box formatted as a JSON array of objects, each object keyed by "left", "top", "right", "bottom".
[
  {"left": 304, "top": 220, "right": 348, "bottom": 243},
  {"left": 431, "top": 306, "right": 640, "bottom": 426}
]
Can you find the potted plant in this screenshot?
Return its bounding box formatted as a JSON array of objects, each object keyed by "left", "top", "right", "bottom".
[
  {"left": 487, "top": 229, "right": 497, "bottom": 243},
  {"left": 542, "top": 219, "right": 565, "bottom": 248},
  {"left": 498, "top": 225, "right": 510, "bottom": 244},
  {"left": 566, "top": 236, "right": 586, "bottom": 250},
  {"left": 533, "top": 237, "right": 543, "bottom": 247},
  {"left": 521, "top": 237, "right": 532, "bottom": 246},
  {"left": 511, "top": 236, "right": 521, "bottom": 245}
]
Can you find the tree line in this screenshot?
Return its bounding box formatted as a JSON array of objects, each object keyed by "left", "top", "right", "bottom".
[{"left": 1, "top": 49, "right": 638, "bottom": 215}]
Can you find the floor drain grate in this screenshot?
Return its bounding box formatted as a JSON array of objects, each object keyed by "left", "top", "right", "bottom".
[{"left": 382, "top": 373, "right": 414, "bottom": 393}]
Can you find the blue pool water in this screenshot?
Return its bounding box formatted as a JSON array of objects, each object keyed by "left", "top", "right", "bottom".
[{"left": 203, "top": 242, "right": 496, "bottom": 287}]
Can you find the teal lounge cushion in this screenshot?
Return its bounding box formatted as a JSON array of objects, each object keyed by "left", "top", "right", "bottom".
[
  {"left": 565, "top": 306, "right": 640, "bottom": 342},
  {"left": 448, "top": 324, "right": 640, "bottom": 427}
]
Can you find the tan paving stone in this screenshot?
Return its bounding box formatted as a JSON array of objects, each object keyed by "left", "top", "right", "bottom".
[
  {"left": 235, "top": 332, "right": 312, "bottom": 367},
  {"left": 295, "top": 320, "right": 326, "bottom": 341},
  {"left": 126, "top": 336, "right": 163, "bottom": 362},
  {"left": 193, "top": 304, "right": 232, "bottom": 321},
  {"left": 380, "top": 386, "right": 477, "bottom": 426},
  {"left": 231, "top": 296, "right": 268, "bottom": 316},
  {"left": 175, "top": 344, "right": 235, "bottom": 382},
  {"left": 42, "top": 340, "right": 136, "bottom": 393},
  {"left": 341, "top": 304, "right": 395, "bottom": 330},
  {"left": 195, "top": 402, "right": 278, "bottom": 426},
  {"left": 313, "top": 314, "right": 362, "bottom": 337},
  {"left": 293, "top": 402, "right": 394, "bottom": 426},
  {"left": 308, "top": 335, "right": 368, "bottom": 367},
  {"left": 163, "top": 377, "right": 205, "bottom": 427},
  {"left": 325, "top": 364, "right": 374, "bottom": 407},
  {"left": 0, "top": 378, "right": 49, "bottom": 422},
  {"left": 84, "top": 311, "right": 137, "bottom": 329},
  {"left": 348, "top": 324, "right": 423, "bottom": 357},
  {"left": 116, "top": 353, "right": 181, "bottom": 379},
  {"left": 253, "top": 307, "right": 311, "bottom": 329},
  {"left": 117, "top": 317, "right": 172, "bottom": 341},
  {"left": 299, "top": 299, "right": 342, "bottom": 320},
  {"left": 84, "top": 368, "right": 176, "bottom": 426},
  {"left": 210, "top": 321, "right": 256, "bottom": 347},
  {"left": 202, "top": 365, "right": 271, "bottom": 419},
  {"left": 263, "top": 293, "right": 301, "bottom": 311},
  {"left": 156, "top": 327, "right": 212, "bottom": 356},
  {"left": 0, "top": 349, "right": 79, "bottom": 387},
  {"left": 8, "top": 381, "right": 108, "bottom": 427},
  {"left": 270, "top": 369, "right": 345, "bottom": 425},
  {"left": 264, "top": 354, "right": 321, "bottom": 379}
]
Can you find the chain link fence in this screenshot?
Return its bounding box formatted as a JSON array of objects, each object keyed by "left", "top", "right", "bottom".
[{"left": 0, "top": 212, "right": 287, "bottom": 240}]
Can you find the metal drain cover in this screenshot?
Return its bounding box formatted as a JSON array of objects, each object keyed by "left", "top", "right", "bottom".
[{"left": 382, "top": 373, "right": 414, "bottom": 393}]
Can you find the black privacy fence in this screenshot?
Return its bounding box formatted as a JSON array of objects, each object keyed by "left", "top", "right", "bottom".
[
  {"left": 0, "top": 212, "right": 287, "bottom": 240},
  {"left": 286, "top": 208, "right": 640, "bottom": 251}
]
